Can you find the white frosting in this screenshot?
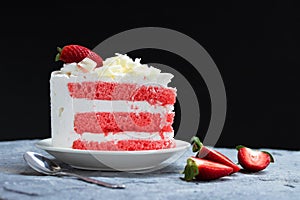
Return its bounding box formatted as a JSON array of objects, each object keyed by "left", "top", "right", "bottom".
[
  {"left": 50, "top": 72, "right": 175, "bottom": 148},
  {"left": 59, "top": 53, "right": 174, "bottom": 87},
  {"left": 81, "top": 132, "right": 174, "bottom": 143},
  {"left": 72, "top": 99, "right": 174, "bottom": 113},
  {"left": 60, "top": 57, "right": 97, "bottom": 75}
]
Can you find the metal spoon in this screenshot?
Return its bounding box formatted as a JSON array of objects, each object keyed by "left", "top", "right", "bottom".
[{"left": 23, "top": 151, "right": 125, "bottom": 189}]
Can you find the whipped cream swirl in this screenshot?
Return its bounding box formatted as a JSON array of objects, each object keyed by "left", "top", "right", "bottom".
[{"left": 59, "top": 53, "right": 174, "bottom": 86}]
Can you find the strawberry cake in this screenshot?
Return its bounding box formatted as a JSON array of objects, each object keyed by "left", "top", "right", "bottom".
[{"left": 50, "top": 45, "right": 177, "bottom": 151}]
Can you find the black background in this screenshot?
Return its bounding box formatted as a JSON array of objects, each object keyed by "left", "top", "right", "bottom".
[{"left": 0, "top": 2, "right": 299, "bottom": 150}]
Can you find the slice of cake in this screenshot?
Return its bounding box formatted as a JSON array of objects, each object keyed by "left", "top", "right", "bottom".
[{"left": 50, "top": 44, "right": 177, "bottom": 151}]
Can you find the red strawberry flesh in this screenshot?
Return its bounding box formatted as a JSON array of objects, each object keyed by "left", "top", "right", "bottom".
[{"left": 236, "top": 145, "right": 274, "bottom": 172}]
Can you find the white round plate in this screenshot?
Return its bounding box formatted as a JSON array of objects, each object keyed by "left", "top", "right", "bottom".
[{"left": 35, "top": 138, "right": 191, "bottom": 172}]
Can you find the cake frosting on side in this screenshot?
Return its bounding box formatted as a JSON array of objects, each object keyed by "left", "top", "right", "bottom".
[{"left": 50, "top": 50, "right": 177, "bottom": 151}]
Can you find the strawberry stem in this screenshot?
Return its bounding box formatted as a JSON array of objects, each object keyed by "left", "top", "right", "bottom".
[
  {"left": 57, "top": 47, "right": 62, "bottom": 53},
  {"left": 190, "top": 136, "right": 203, "bottom": 152},
  {"left": 183, "top": 158, "right": 199, "bottom": 181},
  {"left": 55, "top": 47, "right": 62, "bottom": 62},
  {"left": 235, "top": 145, "right": 245, "bottom": 151}
]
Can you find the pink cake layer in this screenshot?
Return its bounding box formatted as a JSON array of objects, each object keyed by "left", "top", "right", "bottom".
[
  {"left": 72, "top": 139, "right": 175, "bottom": 151},
  {"left": 68, "top": 82, "right": 176, "bottom": 106},
  {"left": 74, "top": 112, "right": 174, "bottom": 137}
]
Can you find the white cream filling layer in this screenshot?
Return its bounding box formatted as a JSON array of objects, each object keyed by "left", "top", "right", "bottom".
[
  {"left": 72, "top": 99, "right": 174, "bottom": 113},
  {"left": 81, "top": 131, "right": 174, "bottom": 142}
]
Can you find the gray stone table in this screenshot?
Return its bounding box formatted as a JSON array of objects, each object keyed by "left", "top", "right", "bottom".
[{"left": 0, "top": 139, "right": 299, "bottom": 200}]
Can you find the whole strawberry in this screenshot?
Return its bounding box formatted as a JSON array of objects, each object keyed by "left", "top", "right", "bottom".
[{"left": 55, "top": 44, "right": 103, "bottom": 67}]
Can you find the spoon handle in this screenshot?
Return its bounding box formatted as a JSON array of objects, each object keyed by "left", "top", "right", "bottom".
[{"left": 57, "top": 171, "right": 125, "bottom": 189}]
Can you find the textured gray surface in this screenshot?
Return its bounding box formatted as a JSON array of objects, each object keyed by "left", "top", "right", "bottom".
[{"left": 0, "top": 139, "right": 299, "bottom": 200}]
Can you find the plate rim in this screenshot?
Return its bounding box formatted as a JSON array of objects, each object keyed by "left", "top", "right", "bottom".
[{"left": 35, "top": 138, "right": 191, "bottom": 155}]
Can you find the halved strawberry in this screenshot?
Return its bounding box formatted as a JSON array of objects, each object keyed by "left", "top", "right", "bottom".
[
  {"left": 55, "top": 44, "right": 103, "bottom": 67},
  {"left": 183, "top": 156, "right": 233, "bottom": 181},
  {"left": 236, "top": 145, "right": 274, "bottom": 172},
  {"left": 191, "top": 136, "right": 240, "bottom": 173}
]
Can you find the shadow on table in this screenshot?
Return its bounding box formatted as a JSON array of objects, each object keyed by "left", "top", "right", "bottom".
[{"left": 20, "top": 158, "right": 186, "bottom": 179}]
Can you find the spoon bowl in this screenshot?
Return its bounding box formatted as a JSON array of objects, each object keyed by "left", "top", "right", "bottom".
[
  {"left": 23, "top": 151, "right": 61, "bottom": 175},
  {"left": 23, "top": 151, "right": 125, "bottom": 189}
]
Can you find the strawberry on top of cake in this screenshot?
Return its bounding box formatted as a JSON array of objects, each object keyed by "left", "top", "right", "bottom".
[{"left": 50, "top": 44, "right": 177, "bottom": 151}]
